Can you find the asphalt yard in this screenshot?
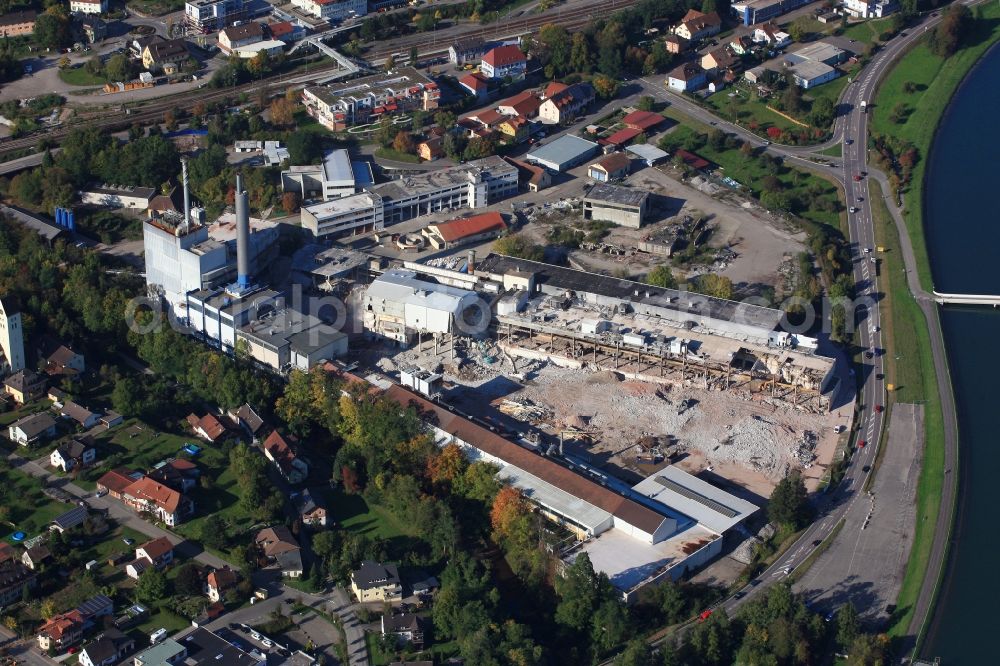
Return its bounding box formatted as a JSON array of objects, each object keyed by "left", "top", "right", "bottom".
[{"left": 793, "top": 402, "right": 923, "bottom": 623}]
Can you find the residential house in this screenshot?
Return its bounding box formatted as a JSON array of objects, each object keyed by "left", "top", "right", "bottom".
[
  {"left": 96, "top": 468, "right": 142, "bottom": 499},
  {"left": 59, "top": 401, "right": 101, "bottom": 429},
  {"left": 8, "top": 412, "right": 58, "bottom": 446},
  {"left": 497, "top": 90, "right": 542, "bottom": 118},
  {"left": 37, "top": 611, "right": 85, "bottom": 651},
  {"left": 262, "top": 430, "right": 308, "bottom": 484},
  {"left": 186, "top": 413, "right": 226, "bottom": 443},
  {"left": 458, "top": 72, "right": 489, "bottom": 99},
  {"left": 21, "top": 544, "right": 51, "bottom": 571},
  {"left": 50, "top": 437, "right": 97, "bottom": 472},
  {"left": 48, "top": 387, "right": 66, "bottom": 406},
  {"left": 78, "top": 629, "right": 135, "bottom": 666},
  {"left": 729, "top": 35, "right": 752, "bottom": 55},
  {"left": 76, "top": 595, "right": 114, "bottom": 624},
  {"left": 132, "top": 638, "right": 186, "bottom": 666},
  {"left": 622, "top": 110, "right": 665, "bottom": 133},
  {"left": 422, "top": 212, "right": 507, "bottom": 251},
  {"left": 254, "top": 526, "right": 303, "bottom": 578},
  {"left": 587, "top": 152, "right": 631, "bottom": 182},
  {"left": 503, "top": 157, "right": 551, "bottom": 192},
  {"left": 673, "top": 9, "right": 721, "bottom": 42},
  {"left": 101, "top": 411, "right": 123, "bottom": 428},
  {"left": 292, "top": 489, "right": 327, "bottom": 527},
  {"left": 663, "top": 34, "right": 688, "bottom": 54},
  {"left": 417, "top": 137, "right": 443, "bottom": 161},
  {"left": 448, "top": 37, "right": 488, "bottom": 66},
  {"left": 218, "top": 21, "right": 264, "bottom": 54},
  {"left": 228, "top": 403, "right": 264, "bottom": 441},
  {"left": 844, "top": 0, "right": 899, "bottom": 19},
  {"left": 70, "top": 0, "right": 108, "bottom": 14},
  {"left": 126, "top": 537, "right": 174, "bottom": 580},
  {"left": 266, "top": 21, "right": 303, "bottom": 44},
  {"left": 76, "top": 15, "right": 107, "bottom": 44},
  {"left": 3, "top": 368, "right": 46, "bottom": 404},
  {"left": 701, "top": 47, "right": 740, "bottom": 75},
  {"left": 0, "top": 10, "right": 36, "bottom": 37},
  {"left": 381, "top": 613, "right": 424, "bottom": 648},
  {"left": 480, "top": 45, "right": 526, "bottom": 80},
  {"left": 497, "top": 116, "right": 529, "bottom": 144},
  {"left": 50, "top": 506, "right": 89, "bottom": 533},
  {"left": 129, "top": 34, "right": 162, "bottom": 59},
  {"left": 204, "top": 568, "right": 238, "bottom": 602},
  {"left": 45, "top": 345, "right": 87, "bottom": 375},
  {"left": 0, "top": 559, "right": 36, "bottom": 608},
  {"left": 350, "top": 561, "right": 402, "bottom": 602},
  {"left": 753, "top": 23, "right": 791, "bottom": 49},
  {"left": 142, "top": 39, "right": 190, "bottom": 74},
  {"left": 537, "top": 82, "right": 596, "bottom": 124},
  {"left": 667, "top": 62, "right": 707, "bottom": 92},
  {"left": 121, "top": 477, "right": 194, "bottom": 526},
  {"left": 147, "top": 459, "right": 199, "bottom": 493}
]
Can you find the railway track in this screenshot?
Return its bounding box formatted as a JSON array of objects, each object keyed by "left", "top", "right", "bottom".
[{"left": 0, "top": 0, "right": 638, "bottom": 156}]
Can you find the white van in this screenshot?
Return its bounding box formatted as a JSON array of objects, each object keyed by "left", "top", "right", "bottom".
[{"left": 150, "top": 628, "right": 168, "bottom": 645}]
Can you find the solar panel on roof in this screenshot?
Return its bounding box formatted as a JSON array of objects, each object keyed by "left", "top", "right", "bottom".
[{"left": 653, "top": 476, "right": 738, "bottom": 518}]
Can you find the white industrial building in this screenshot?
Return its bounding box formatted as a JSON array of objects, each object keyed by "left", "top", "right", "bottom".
[
  {"left": 0, "top": 297, "right": 25, "bottom": 374},
  {"left": 363, "top": 269, "right": 483, "bottom": 344},
  {"left": 237, "top": 307, "right": 348, "bottom": 372},
  {"left": 290, "top": 0, "right": 366, "bottom": 22},
  {"left": 298, "top": 156, "right": 517, "bottom": 239},
  {"left": 299, "top": 192, "right": 385, "bottom": 239},
  {"left": 281, "top": 149, "right": 370, "bottom": 201},
  {"left": 383, "top": 383, "right": 759, "bottom": 602},
  {"left": 583, "top": 183, "right": 650, "bottom": 229},
  {"left": 80, "top": 184, "right": 156, "bottom": 209}
]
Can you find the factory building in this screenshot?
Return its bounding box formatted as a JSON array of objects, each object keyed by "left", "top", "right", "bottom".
[
  {"left": 475, "top": 254, "right": 837, "bottom": 411},
  {"left": 0, "top": 298, "right": 25, "bottom": 374},
  {"left": 363, "top": 269, "right": 484, "bottom": 345},
  {"left": 383, "top": 383, "right": 758, "bottom": 602},
  {"left": 583, "top": 183, "right": 649, "bottom": 228},
  {"left": 280, "top": 149, "right": 373, "bottom": 201},
  {"left": 237, "top": 308, "right": 348, "bottom": 372},
  {"left": 298, "top": 156, "right": 517, "bottom": 239},
  {"left": 526, "top": 135, "right": 600, "bottom": 172},
  {"left": 302, "top": 67, "right": 440, "bottom": 130}
]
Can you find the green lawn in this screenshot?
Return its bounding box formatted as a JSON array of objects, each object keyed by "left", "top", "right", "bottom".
[
  {"left": 374, "top": 147, "right": 421, "bottom": 163},
  {"left": 58, "top": 66, "right": 106, "bottom": 87},
  {"left": 0, "top": 465, "right": 72, "bottom": 540},
  {"left": 841, "top": 16, "right": 898, "bottom": 44},
  {"left": 817, "top": 144, "right": 842, "bottom": 157},
  {"left": 658, "top": 108, "right": 842, "bottom": 229},
  {"left": 869, "top": 181, "right": 946, "bottom": 641},
  {"left": 324, "top": 488, "right": 412, "bottom": 541},
  {"left": 126, "top": 0, "right": 184, "bottom": 16},
  {"left": 704, "top": 88, "right": 805, "bottom": 135},
  {"left": 871, "top": 1, "right": 1000, "bottom": 291}
]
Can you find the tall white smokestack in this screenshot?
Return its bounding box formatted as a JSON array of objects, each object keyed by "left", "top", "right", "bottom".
[
  {"left": 181, "top": 157, "right": 191, "bottom": 235},
  {"left": 235, "top": 173, "right": 251, "bottom": 289}
]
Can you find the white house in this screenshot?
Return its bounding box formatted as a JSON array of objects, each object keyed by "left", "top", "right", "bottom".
[
  {"left": 844, "top": 0, "right": 898, "bottom": 18},
  {"left": 50, "top": 438, "right": 97, "bottom": 472},
  {"left": 667, "top": 62, "right": 707, "bottom": 92},
  {"left": 290, "top": 0, "right": 366, "bottom": 22},
  {"left": 8, "top": 412, "right": 57, "bottom": 446},
  {"left": 480, "top": 45, "right": 526, "bottom": 80},
  {"left": 70, "top": 0, "right": 108, "bottom": 15},
  {"left": 77, "top": 629, "right": 134, "bottom": 666}
]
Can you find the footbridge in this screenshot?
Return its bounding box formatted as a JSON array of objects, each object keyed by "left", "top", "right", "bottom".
[{"left": 933, "top": 291, "right": 1000, "bottom": 306}]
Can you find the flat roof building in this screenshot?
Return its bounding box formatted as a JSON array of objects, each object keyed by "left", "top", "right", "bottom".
[
  {"left": 363, "top": 269, "right": 483, "bottom": 344},
  {"left": 299, "top": 192, "right": 384, "bottom": 239},
  {"left": 237, "top": 307, "right": 348, "bottom": 373},
  {"left": 282, "top": 148, "right": 359, "bottom": 201},
  {"left": 526, "top": 135, "right": 600, "bottom": 172},
  {"left": 302, "top": 67, "right": 440, "bottom": 130},
  {"left": 583, "top": 183, "right": 650, "bottom": 229}
]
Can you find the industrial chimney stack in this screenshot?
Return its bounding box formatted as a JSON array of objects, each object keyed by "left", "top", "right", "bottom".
[
  {"left": 181, "top": 157, "right": 191, "bottom": 235},
  {"left": 235, "top": 173, "right": 251, "bottom": 289},
  {"left": 467, "top": 249, "right": 476, "bottom": 275}
]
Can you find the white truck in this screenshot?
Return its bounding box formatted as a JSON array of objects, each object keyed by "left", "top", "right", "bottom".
[{"left": 860, "top": 100, "right": 868, "bottom": 113}]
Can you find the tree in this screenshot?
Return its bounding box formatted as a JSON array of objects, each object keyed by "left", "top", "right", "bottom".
[
  {"left": 596, "top": 22, "right": 625, "bottom": 78},
  {"left": 645, "top": 265, "right": 676, "bottom": 289},
  {"left": 781, "top": 81, "right": 804, "bottom": 115},
  {"left": 85, "top": 55, "right": 103, "bottom": 77},
  {"left": 135, "top": 567, "right": 168, "bottom": 603},
  {"left": 281, "top": 191, "right": 300, "bottom": 215},
  {"left": 392, "top": 130, "right": 415, "bottom": 155},
  {"left": 384, "top": 54, "right": 396, "bottom": 72},
  {"left": 34, "top": 12, "right": 71, "bottom": 50},
  {"left": 57, "top": 55, "right": 70, "bottom": 69},
  {"left": 787, "top": 16, "right": 811, "bottom": 43},
  {"left": 434, "top": 110, "right": 455, "bottom": 129},
  {"left": 105, "top": 54, "right": 132, "bottom": 83},
  {"left": 637, "top": 95, "right": 655, "bottom": 112},
  {"left": 175, "top": 563, "right": 204, "bottom": 596},
  {"left": 490, "top": 486, "right": 530, "bottom": 540},
  {"left": 614, "top": 638, "right": 654, "bottom": 666},
  {"left": 286, "top": 131, "right": 321, "bottom": 165},
  {"left": 409, "top": 46, "right": 419, "bottom": 65},
  {"left": 569, "top": 31, "right": 592, "bottom": 74},
  {"left": 695, "top": 274, "right": 734, "bottom": 300},
  {"left": 555, "top": 553, "right": 604, "bottom": 631},
  {"left": 836, "top": 602, "right": 860, "bottom": 649},
  {"left": 270, "top": 98, "right": 295, "bottom": 127},
  {"left": 768, "top": 470, "right": 810, "bottom": 528},
  {"left": 111, "top": 376, "right": 142, "bottom": 417},
  {"left": 929, "top": 4, "right": 972, "bottom": 58},
  {"left": 163, "top": 110, "right": 177, "bottom": 131},
  {"left": 493, "top": 234, "right": 544, "bottom": 261},
  {"left": 809, "top": 97, "right": 835, "bottom": 128},
  {"left": 592, "top": 74, "right": 619, "bottom": 100}
]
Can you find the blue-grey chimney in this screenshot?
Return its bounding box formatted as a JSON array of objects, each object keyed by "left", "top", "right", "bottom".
[{"left": 235, "top": 174, "right": 251, "bottom": 288}]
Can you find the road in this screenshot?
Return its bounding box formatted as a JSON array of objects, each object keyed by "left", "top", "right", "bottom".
[
  {"left": 624, "top": 6, "right": 969, "bottom": 658},
  {"left": 3, "top": 450, "right": 370, "bottom": 666}
]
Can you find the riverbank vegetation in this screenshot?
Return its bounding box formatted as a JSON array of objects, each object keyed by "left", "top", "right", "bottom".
[
  {"left": 869, "top": 181, "right": 946, "bottom": 643},
  {"left": 871, "top": 0, "right": 1000, "bottom": 290}
]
